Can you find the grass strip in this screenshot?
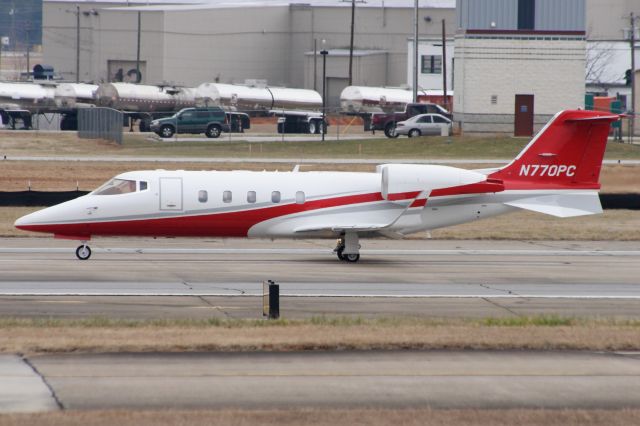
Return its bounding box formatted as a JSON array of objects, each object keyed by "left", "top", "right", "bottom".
[{"left": 1, "top": 316, "right": 638, "bottom": 354}]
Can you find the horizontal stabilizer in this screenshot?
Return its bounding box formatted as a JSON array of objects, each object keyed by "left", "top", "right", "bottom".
[{"left": 504, "top": 192, "right": 602, "bottom": 218}]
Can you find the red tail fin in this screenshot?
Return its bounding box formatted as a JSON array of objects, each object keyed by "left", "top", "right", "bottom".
[{"left": 489, "top": 110, "right": 619, "bottom": 190}]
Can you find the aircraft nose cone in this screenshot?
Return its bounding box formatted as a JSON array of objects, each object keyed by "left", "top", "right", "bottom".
[{"left": 14, "top": 214, "right": 31, "bottom": 230}]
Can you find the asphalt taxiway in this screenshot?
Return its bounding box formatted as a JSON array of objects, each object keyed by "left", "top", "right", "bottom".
[
  {"left": 0, "top": 238, "right": 639, "bottom": 318},
  {"left": 3, "top": 351, "right": 640, "bottom": 412},
  {"left": 2, "top": 238, "right": 640, "bottom": 414}
]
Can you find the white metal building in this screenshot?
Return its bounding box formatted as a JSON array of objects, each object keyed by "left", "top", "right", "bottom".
[{"left": 42, "top": 0, "right": 456, "bottom": 107}]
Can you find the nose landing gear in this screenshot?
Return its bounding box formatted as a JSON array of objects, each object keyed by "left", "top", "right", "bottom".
[{"left": 76, "top": 244, "right": 92, "bottom": 260}]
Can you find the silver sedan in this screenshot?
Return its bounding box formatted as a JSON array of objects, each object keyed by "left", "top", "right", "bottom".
[{"left": 394, "top": 113, "right": 452, "bottom": 137}]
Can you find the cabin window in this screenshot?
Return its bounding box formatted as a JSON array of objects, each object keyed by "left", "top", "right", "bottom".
[
  {"left": 223, "top": 190, "right": 232, "bottom": 203},
  {"left": 198, "top": 190, "right": 208, "bottom": 203},
  {"left": 295, "top": 191, "right": 305, "bottom": 204},
  {"left": 271, "top": 191, "right": 281, "bottom": 203},
  {"left": 94, "top": 178, "right": 137, "bottom": 195},
  {"left": 139, "top": 181, "right": 148, "bottom": 191},
  {"left": 247, "top": 191, "right": 256, "bottom": 203}
]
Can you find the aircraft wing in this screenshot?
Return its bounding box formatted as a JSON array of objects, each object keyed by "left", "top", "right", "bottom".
[{"left": 293, "top": 223, "right": 392, "bottom": 233}]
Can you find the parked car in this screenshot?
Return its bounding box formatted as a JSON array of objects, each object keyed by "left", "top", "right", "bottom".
[
  {"left": 394, "top": 113, "right": 452, "bottom": 137},
  {"left": 150, "top": 107, "right": 230, "bottom": 138},
  {"left": 370, "top": 103, "right": 452, "bottom": 137}
]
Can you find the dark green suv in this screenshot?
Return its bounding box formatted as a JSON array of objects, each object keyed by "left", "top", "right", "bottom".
[{"left": 150, "top": 107, "right": 230, "bottom": 138}]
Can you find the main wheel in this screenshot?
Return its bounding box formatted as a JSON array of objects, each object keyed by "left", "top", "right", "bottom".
[
  {"left": 343, "top": 253, "right": 360, "bottom": 263},
  {"left": 408, "top": 129, "right": 421, "bottom": 138},
  {"left": 308, "top": 121, "right": 317, "bottom": 134},
  {"left": 160, "top": 125, "right": 175, "bottom": 138},
  {"left": 76, "top": 245, "right": 92, "bottom": 260},
  {"left": 206, "top": 125, "right": 221, "bottom": 138},
  {"left": 384, "top": 122, "right": 399, "bottom": 138}
]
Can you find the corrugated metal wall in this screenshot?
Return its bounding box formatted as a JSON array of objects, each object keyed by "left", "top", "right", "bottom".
[
  {"left": 457, "top": 0, "right": 585, "bottom": 31},
  {"left": 458, "top": 0, "right": 518, "bottom": 30},
  {"left": 535, "top": 0, "right": 585, "bottom": 31},
  {"left": 78, "top": 108, "right": 123, "bottom": 145}
]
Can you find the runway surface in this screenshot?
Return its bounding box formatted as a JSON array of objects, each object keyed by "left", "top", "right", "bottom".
[
  {"left": 1, "top": 238, "right": 639, "bottom": 318},
  {"left": 3, "top": 351, "right": 640, "bottom": 412}
]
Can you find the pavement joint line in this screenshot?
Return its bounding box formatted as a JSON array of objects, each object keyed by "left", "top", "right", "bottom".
[
  {"left": 20, "top": 355, "right": 64, "bottom": 411},
  {"left": 480, "top": 296, "right": 522, "bottom": 317}
]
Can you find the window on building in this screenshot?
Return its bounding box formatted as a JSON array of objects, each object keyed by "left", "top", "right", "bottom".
[
  {"left": 491, "top": 95, "right": 498, "bottom": 105},
  {"left": 295, "top": 191, "right": 305, "bottom": 204},
  {"left": 421, "top": 55, "right": 442, "bottom": 74},
  {"left": 198, "top": 190, "right": 208, "bottom": 203},
  {"left": 223, "top": 190, "right": 232, "bottom": 203},
  {"left": 247, "top": 191, "right": 256, "bottom": 203},
  {"left": 271, "top": 191, "right": 281, "bottom": 203}
]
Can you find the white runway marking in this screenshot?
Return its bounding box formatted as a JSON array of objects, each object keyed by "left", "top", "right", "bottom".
[{"left": 2, "top": 281, "right": 640, "bottom": 299}]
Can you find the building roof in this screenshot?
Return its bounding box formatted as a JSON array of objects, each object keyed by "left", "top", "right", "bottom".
[{"left": 45, "top": 0, "right": 455, "bottom": 11}]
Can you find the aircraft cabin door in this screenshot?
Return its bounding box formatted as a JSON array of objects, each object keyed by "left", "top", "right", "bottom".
[{"left": 159, "top": 177, "right": 183, "bottom": 210}]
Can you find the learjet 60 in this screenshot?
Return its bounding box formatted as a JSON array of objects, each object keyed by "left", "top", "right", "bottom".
[{"left": 15, "top": 110, "right": 618, "bottom": 262}]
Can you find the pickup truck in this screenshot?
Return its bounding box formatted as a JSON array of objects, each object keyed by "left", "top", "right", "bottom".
[{"left": 370, "top": 103, "right": 452, "bottom": 138}]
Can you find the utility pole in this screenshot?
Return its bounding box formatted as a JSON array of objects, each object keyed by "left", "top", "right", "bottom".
[
  {"left": 441, "top": 19, "right": 447, "bottom": 112},
  {"left": 348, "top": 0, "right": 355, "bottom": 86},
  {"left": 320, "top": 41, "right": 328, "bottom": 142},
  {"left": 25, "top": 22, "right": 30, "bottom": 78},
  {"left": 313, "top": 38, "right": 317, "bottom": 91},
  {"left": 413, "top": 0, "right": 419, "bottom": 103},
  {"left": 630, "top": 12, "right": 637, "bottom": 139},
  {"left": 76, "top": 5, "right": 80, "bottom": 83},
  {"left": 136, "top": 11, "right": 141, "bottom": 83}
]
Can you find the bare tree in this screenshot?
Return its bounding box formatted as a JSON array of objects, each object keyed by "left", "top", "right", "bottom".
[{"left": 585, "top": 41, "right": 615, "bottom": 85}]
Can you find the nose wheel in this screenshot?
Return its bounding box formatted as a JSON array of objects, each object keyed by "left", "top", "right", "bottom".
[{"left": 76, "top": 244, "right": 92, "bottom": 260}]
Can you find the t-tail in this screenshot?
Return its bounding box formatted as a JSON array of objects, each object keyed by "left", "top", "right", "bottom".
[{"left": 487, "top": 110, "right": 620, "bottom": 218}]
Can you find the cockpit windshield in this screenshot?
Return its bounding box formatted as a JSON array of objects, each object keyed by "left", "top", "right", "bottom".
[{"left": 93, "top": 178, "right": 137, "bottom": 195}]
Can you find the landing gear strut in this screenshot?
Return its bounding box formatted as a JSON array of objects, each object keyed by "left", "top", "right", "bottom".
[
  {"left": 76, "top": 244, "right": 92, "bottom": 260},
  {"left": 333, "top": 233, "right": 360, "bottom": 263}
]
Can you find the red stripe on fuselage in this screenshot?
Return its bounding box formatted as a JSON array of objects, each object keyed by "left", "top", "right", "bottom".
[{"left": 19, "top": 192, "right": 386, "bottom": 238}]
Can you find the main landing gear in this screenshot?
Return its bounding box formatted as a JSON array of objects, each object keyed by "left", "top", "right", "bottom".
[
  {"left": 333, "top": 233, "right": 361, "bottom": 263},
  {"left": 76, "top": 244, "right": 92, "bottom": 260}
]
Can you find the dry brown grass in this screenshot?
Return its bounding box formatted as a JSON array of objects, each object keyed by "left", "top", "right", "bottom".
[
  {"left": 427, "top": 209, "right": 640, "bottom": 240},
  {"left": 1, "top": 322, "right": 639, "bottom": 354},
  {"left": 1, "top": 408, "right": 639, "bottom": 426},
  {"left": 0, "top": 161, "right": 379, "bottom": 191},
  {"left": 0, "top": 160, "right": 637, "bottom": 192}
]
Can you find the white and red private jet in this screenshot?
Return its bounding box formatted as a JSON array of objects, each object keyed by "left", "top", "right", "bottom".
[{"left": 15, "top": 109, "right": 618, "bottom": 262}]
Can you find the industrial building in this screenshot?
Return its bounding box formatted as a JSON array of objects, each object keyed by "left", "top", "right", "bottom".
[
  {"left": 42, "top": 0, "right": 456, "bottom": 107},
  {"left": 453, "top": 0, "right": 587, "bottom": 135}
]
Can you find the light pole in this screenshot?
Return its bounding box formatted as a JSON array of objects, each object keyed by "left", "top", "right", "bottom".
[{"left": 320, "top": 41, "right": 328, "bottom": 141}]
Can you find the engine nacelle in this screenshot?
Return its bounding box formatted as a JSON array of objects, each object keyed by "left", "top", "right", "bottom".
[{"left": 377, "top": 164, "right": 487, "bottom": 201}]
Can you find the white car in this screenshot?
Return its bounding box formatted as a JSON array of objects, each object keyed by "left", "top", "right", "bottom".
[{"left": 394, "top": 113, "right": 452, "bottom": 137}]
